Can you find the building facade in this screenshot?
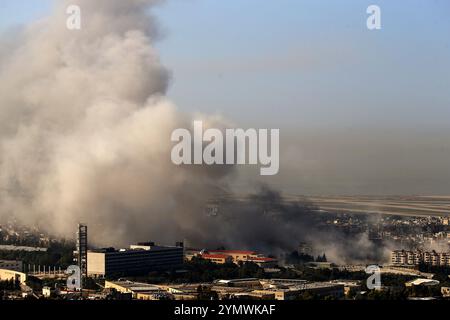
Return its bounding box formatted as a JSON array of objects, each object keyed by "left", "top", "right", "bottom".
[
  {"left": 0, "top": 269, "right": 27, "bottom": 284},
  {"left": 391, "top": 250, "right": 450, "bottom": 267},
  {"left": 88, "top": 243, "right": 184, "bottom": 277},
  {"left": 194, "top": 250, "right": 278, "bottom": 267},
  {"left": 0, "top": 260, "right": 23, "bottom": 272}
]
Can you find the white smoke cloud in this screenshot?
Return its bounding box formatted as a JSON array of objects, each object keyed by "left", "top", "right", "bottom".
[
  {"left": 0, "top": 0, "right": 231, "bottom": 246},
  {"left": 0, "top": 1, "right": 396, "bottom": 265}
]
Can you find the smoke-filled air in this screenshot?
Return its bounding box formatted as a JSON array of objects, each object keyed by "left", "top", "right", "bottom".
[{"left": 0, "top": 0, "right": 390, "bottom": 264}]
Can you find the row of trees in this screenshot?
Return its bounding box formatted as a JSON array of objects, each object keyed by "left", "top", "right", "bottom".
[{"left": 285, "top": 251, "right": 327, "bottom": 264}]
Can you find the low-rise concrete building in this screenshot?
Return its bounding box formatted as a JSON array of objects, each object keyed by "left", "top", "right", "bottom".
[
  {"left": 330, "top": 280, "right": 362, "bottom": 297},
  {"left": 0, "top": 269, "right": 27, "bottom": 284},
  {"left": 105, "top": 280, "right": 168, "bottom": 300},
  {"left": 201, "top": 254, "right": 233, "bottom": 264},
  {"left": 405, "top": 278, "right": 440, "bottom": 287},
  {"left": 191, "top": 249, "right": 278, "bottom": 267}
]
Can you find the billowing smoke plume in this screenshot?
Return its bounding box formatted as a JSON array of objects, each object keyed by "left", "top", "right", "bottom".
[
  {"left": 0, "top": 0, "right": 231, "bottom": 246},
  {"left": 203, "top": 186, "right": 392, "bottom": 264},
  {"left": 0, "top": 0, "right": 389, "bottom": 264}
]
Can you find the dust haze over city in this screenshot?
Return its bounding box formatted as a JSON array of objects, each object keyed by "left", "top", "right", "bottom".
[{"left": 0, "top": 0, "right": 450, "bottom": 269}]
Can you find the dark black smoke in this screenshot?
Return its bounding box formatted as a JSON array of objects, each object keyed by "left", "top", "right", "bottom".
[{"left": 182, "top": 185, "right": 391, "bottom": 264}]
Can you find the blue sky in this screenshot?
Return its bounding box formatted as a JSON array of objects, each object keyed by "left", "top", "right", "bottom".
[
  {"left": 1, "top": 0, "right": 449, "bottom": 131},
  {"left": 0, "top": 0, "right": 52, "bottom": 29},
  {"left": 1, "top": 1, "right": 450, "bottom": 194},
  {"left": 153, "top": 0, "right": 450, "bottom": 130}
]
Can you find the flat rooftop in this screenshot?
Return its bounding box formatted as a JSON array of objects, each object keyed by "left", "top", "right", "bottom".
[
  {"left": 89, "top": 244, "right": 182, "bottom": 253},
  {"left": 106, "top": 280, "right": 162, "bottom": 292}
]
